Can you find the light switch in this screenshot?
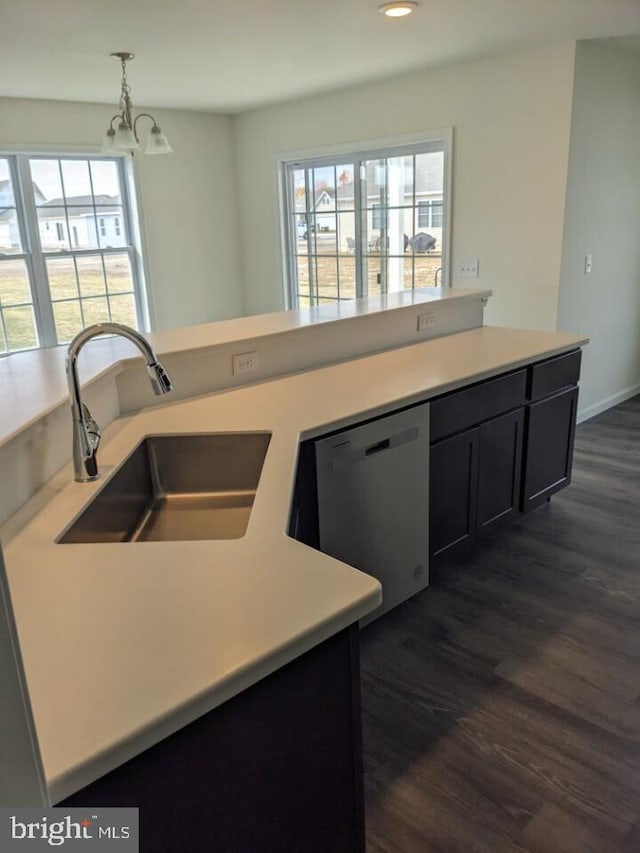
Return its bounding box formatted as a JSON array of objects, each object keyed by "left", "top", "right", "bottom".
[{"left": 457, "top": 259, "right": 479, "bottom": 278}]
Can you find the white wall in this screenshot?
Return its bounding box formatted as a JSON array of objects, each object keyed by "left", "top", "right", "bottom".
[
  {"left": 558, "top": 42, "right": 640, "bottom": 417},
  {"left": 4, "top": 44, "right": 636, "bottom": 421},
  {"left": 233, "top": 43, "right": 576, "bottom": 331},
  {"left": 0, "top": 97, "right": 245, "bottom": 329}
]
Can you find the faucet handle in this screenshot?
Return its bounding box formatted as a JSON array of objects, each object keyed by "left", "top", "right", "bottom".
[{"left": 81, "top": 404, "right": 101, "bottom": 456}]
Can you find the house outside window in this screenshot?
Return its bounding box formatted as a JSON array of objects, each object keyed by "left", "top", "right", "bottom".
[
  {"left": 0, "top": 154, "right": 146, "bottom": 354},
  {"left": 282, "top": 134, "right": 450, "bottom": 307}
]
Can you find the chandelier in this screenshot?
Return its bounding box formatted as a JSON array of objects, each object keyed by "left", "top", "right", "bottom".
[{"left": 101, "top": 52, "right": 173, "bottom": 156}]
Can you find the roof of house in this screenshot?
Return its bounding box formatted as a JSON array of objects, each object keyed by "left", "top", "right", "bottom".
[
  {"left": 38, "top": 194, "right": 122, "bottom": 218},
  {"left": 0, "top": 178, "right": 47, "bottom": 206}
]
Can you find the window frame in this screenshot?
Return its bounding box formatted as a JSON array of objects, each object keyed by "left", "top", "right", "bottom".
[
  {"left": 279, "top": 129, "right": 452, "bottom": 309},
  {"left": 0, "top": 146, "right": 150, "bottom": 354}
]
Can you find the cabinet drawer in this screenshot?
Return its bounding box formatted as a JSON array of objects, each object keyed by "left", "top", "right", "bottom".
[
  {"left": 528, "top": 350, "right": 581, "bottom": 401},
  {"left": 431, "top": 369, "right": 526, "bottom": 442}
]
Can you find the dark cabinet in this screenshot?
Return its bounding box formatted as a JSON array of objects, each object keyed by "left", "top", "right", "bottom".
[
  {"left": 430, "top": 407, "right": 524, "bottom": 562},
  {"left": 429, "top": 349, "right": 581, "bottom": 563},
  {"left": 430, "top": 426, "right": 479, "bottom": 560},
  {"left": 477, "top": 407, "right": 525, "bottom": 535},
  {"left": 521, "top": 349, "right": 581, "bottom": 513},
  {"left": 60, "top": 626, "right": 364, "bottom": 853},
  {"left": 429, "top": 368, "right": 526, "bottom": 563},
  {"left": 522, "top": 385, "right": 579, "bottom": 511},
  {"left": 289, "top": 438, "right": 320, "bottom": 549}
]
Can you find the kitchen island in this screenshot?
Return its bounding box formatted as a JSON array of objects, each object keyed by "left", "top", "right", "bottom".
[{"left": 0, "top": 313, "right": 586, "bottom": 848}]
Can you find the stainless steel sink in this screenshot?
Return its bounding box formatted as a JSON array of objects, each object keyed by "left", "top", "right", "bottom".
[{"left": 58, "top": 432, "right": 271, "bottom": 543}]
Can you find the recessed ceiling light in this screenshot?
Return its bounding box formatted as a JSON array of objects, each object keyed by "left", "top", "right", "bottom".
[{"left": 379, "top": 1, "right": 419, "bottom": 18}]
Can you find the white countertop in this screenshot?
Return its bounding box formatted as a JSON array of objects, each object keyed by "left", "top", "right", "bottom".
[{"left": 2, "top": 325, "right": 586, "bottom": 804}]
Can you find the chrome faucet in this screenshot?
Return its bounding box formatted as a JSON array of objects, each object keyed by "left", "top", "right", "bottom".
[{"left": 66, "top": 322, "right": 173, "bottom": 482}]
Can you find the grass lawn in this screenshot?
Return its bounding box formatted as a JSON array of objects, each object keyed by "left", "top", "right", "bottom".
[
  {"left": 0, "top": 255, "right": 136, "bottom": 353},
  {"left": 295, "top": 248, "right": 442, "bottom": 305},
  {"left": 1, "top": 243, "right": 444, "bottom": 351}
]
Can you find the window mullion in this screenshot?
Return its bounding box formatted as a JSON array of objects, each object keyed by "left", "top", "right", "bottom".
[
  {"left": 15, "top": 155, "right": 57, "bottom": 348},
  {"left": 282, "top": 166, "right": 296, "bottom": 309},
  {"left": 354, "top": 161, "right": 365, "bottom": 299},
  {"left": 411, "top": 154, "right": 416, "bottom": 290},
  {"left": 304, "top": 169, "right": 316, "bottom": 305},
  {"left": 120, "top": 157, "right": 151, "bottom": 330}
]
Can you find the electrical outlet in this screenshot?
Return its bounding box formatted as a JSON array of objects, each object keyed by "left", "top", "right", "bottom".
[
  {"left": 232, "top": 351, "right": 258, "bottom": 375},
  {"left": 457, "top": 259, "right": 479, "bottom": 278},
  {"left": 417, "top": 313, "right": 435, "bottom": 332}
]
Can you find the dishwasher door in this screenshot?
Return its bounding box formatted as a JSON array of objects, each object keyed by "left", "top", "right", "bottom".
[{"left": 315, "top": 403, "right": 429, "bottom": 623}]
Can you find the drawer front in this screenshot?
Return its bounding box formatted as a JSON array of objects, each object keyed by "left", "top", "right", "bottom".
[
  {"left": 528, "top": 349, "right": 581, "bottom": 401},
  {"left": 430, "top": 369, "right": 526, "bottom": 442}
]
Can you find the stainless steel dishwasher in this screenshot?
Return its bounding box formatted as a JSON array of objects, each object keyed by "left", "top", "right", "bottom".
[{"left": 315, "top": 402, "right": 430, "bottom": 624}]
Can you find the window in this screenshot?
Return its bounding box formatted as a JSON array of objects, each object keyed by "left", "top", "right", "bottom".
[
  {"left": 372, "top": 203, "right": 386, "bottom": 230},
  {"left": 282, "top": 136, "right": 449, "bottom": 307},
  {"left": 0, "top": 154, "right": 145, "bottom": 354},
  {"left": 418, "top": 199, "right": 443, "bottom": 229}
]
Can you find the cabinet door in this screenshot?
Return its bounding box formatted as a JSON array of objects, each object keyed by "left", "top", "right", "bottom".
[
  {"left": 60, "top": 627, "right": 365, "bottom": 853},
  {"left": 522, "top": 386, "right": 578, "bottom": 512},
  {"left": 477, "top": 408, "right": 524, "bottom": 537},
  {"left": 430, "top": 427, "right": 479, "bottom": 561}
]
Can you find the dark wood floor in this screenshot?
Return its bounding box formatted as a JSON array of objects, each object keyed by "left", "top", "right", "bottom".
[{"left": 360, "top": 395, "right": 640, "bottom": 853}]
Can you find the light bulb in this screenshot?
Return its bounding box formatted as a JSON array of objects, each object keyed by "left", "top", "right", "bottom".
[
  {"left": 145, "top": 126, "right": 173, "bottom": 155},
  {"left": 113, "top": 123, "right": 140, "bottom": 152},
  {"left": 379, "top": 1, "right": 419, "bottom": 17}
]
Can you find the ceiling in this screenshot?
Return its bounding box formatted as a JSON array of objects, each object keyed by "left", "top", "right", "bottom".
[{"left": 1, "top": 0, "right": 639, "bottom": 114}]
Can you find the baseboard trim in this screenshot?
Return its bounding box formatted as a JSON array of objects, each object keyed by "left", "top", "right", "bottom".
[{"left": 577, "top": 384, "right": 640, "bottom": 424}]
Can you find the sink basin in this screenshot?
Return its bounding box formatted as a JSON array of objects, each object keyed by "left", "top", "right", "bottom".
[{"left": 58, "top": 432, "right": 271, "bottom": 544}]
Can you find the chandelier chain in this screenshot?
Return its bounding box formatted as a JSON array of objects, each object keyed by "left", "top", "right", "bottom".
[{"left": 119, "top": 57, "right": 132, "bottom": 114}]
